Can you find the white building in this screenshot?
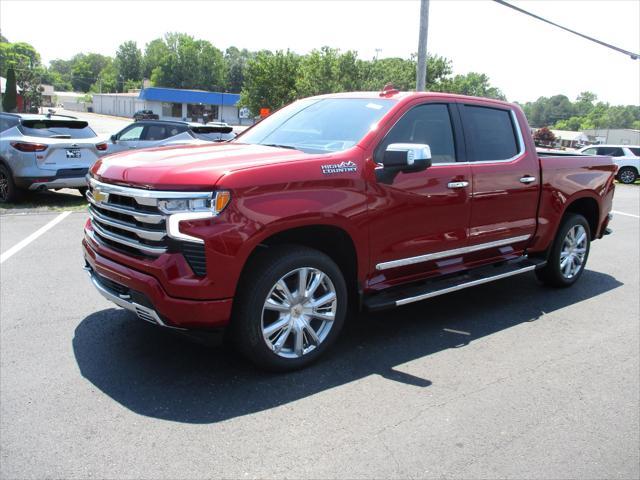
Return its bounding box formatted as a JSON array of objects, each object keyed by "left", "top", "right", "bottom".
[
  {"left": 92, "top": 87, "right": 242, "bottom": 124},
  {"left": 583, "top": 129, "right": 640, "bottom": 146}
]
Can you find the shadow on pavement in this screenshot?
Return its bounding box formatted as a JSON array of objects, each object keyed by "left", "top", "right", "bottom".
[{"left": 73, "top": 269, "right": 622, "bottom": 424}]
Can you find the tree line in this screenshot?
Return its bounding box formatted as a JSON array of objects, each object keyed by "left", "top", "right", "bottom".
[
  {"left": 1, "top": 31, "right": 638, "bottom": 128},
  {"left": 520, "top": 92, "right": 640, "bottom": 131}
]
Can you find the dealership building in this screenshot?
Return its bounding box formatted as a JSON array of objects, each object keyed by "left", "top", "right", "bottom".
[{"left": 91, "top": 87, "right": 243, "bottom": 124}]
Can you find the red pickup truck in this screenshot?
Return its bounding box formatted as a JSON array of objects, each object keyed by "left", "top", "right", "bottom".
[{"left": 83, "top": 88, "right": 616, "bottom": 370}]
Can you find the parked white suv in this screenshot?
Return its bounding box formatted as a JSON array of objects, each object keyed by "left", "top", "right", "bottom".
[{"left": 578, "top": 145, "right": 640, "bottom": 184}]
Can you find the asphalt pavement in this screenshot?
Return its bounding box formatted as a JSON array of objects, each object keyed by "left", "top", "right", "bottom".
[{"left": 0, "top": 186, "right": 638, "bottom": 479}]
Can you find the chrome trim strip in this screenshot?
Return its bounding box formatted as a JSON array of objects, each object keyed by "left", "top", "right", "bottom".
[
  {"left": 85, "top": 268, "right": 185, "bottom": 329},
  {"left": 89, "top": 207, "right": 166, "bottom": 241},
  {"left": 375, "top": 234, "right": 532, "bottom": 271},
  {"left": 395, "top": 264, "right": 537, "bottom": 306},
  {"left": 91, "top": 221, "right": 167, "bottom": 256},
  {"left": 89, "top": 178, "right": 212, "bottom": 202},
  {"left": 87, "top": 191, "right": 164, "bottom": 224}
]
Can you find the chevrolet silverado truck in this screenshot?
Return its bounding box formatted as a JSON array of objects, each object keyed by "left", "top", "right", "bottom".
[{"left": 82, "top": 87, "right": 616, "bottom": 371}]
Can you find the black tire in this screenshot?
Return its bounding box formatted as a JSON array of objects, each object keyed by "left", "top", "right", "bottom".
[
  {"left": 536, "top": 213, "right": 591, "bottom": 288},
  {"left": 232, "top": 245, "right": 348, "bottom": 371},
  {"left": 617, "top": 166, "right": 638, "bottom": 185},
  {"left": 0, "top": 164, "right": 22, "bottom": 203},
  {"left": 77, "top": 187, "right": 89, "bottom": 198}
]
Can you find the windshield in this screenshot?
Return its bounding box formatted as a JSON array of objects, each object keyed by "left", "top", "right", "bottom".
[
  {"left": 237, "top": 98, "right": 395, "bottom": 153},
  {"left": 19, "top": 119, "right": 97, "bottom": 139}
]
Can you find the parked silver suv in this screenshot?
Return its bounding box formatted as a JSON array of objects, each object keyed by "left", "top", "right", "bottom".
[{"left": 0, "top": 113, "right": 108, "bottom": 202}]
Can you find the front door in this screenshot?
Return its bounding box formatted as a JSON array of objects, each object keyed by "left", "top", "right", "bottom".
[{"left": 367, "top": 102, "right": 472, "bottom": 290}]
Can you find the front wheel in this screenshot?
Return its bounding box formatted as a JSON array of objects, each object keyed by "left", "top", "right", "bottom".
[
  {"left": 536, "top": 213, "right": 591, "bottom": 288},
  {"left": 232, "top": 245, "right": 347, "bottom": 371},
  {"left": 617, "top": 166, "right": 638, "bottom": 184}
]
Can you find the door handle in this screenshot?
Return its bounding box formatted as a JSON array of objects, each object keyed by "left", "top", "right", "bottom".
[
  {"left": 447, "top": 181, "right": 469, "bottom": 189},
  {"left": 520, "top": 176, "right": 536, "bottom": 184}
]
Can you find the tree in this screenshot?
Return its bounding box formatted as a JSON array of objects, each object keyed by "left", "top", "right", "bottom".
[
  {"left": 225, "top": 46, "right": 253, "bottom": 93},
  {"left": 2, "top": 67, "right": 17, "bottom": 111},
  {"left": 533, "top": 127, "right": 556, "bottom": 146},
  {"left": 69, "top": 53, "right": 110, "bottom": 91},
  {"left": 435, "top": 72, "right": 505, "bottom": 100},
  {"left": 240, "top": 50, "right": 300, "bottom": 115},
  {"left": 116, "top": 40, "right": 142, "bottom": 83},
  {"left": 1, "top": 41, "right": 41, "bottom": 77}
]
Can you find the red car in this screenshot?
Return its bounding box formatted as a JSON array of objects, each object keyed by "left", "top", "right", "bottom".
[{"left": 83, "top": 87, "right": 616, "bottom": 370}]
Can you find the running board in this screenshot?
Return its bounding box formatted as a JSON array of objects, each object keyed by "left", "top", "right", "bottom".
[{"left": 364, "top": 257, "right": 546, "bottom": 311}]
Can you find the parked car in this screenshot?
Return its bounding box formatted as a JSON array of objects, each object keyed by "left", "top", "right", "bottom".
[
  {"left": 83, "top": 89, "right": 616, "bottom": 371},
  {"left": 133, "top": 110, "right": 159, "bottom": 121},
  {"left": 105, "top": 120, "right": 235, "bottom": 154},
  {"left": 0, "top": 113, "right": 108, "bottom": 203},
  {"left": 578, "top": 144, "right": 640, "bottom": 184}
]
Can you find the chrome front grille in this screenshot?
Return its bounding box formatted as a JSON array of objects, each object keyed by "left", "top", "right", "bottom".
[{"left": 86, "top": 178, "right": 212, "bottom": 260}]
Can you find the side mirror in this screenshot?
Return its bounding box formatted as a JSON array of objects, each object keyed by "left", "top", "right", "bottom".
[
  {"left": 377, "top": 143, "right": 432, "bottom": 184},
  {"left": 110, "top": 134, "right": 118, "bottom": 143}
]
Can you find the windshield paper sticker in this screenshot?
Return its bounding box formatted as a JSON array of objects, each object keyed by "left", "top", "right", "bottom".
[{"left": 321, "top": 161, "right": 357, "bottom": 175}]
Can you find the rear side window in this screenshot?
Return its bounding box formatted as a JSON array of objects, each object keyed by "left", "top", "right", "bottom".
[
  {"left": 0, "top": 115, "right": 19, "bottom": 132},
  {"left": 19, "top": 119, "right": 97, "bottom": 139},
  {"left": 376, "top": 103, "right": 457, "bottom": 163},
  {"left": 144, "top": 125, "right": 169, "bottom": 141},
  {"left": 463, "top": 106, "right": 519, "bottom": 161},
  {"left": 582, "top": 148, "right": 597, "bottom": 155},
  {"left": 597, "top": 147, "right": 625, "bottom": 157},
  {"left": 628, "top": 147, "right": 640, "bottom": 156}
]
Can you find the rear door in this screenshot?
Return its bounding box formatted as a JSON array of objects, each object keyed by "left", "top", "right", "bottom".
[{"left": 459, "top": 102, "right": 539, "bottom": 259}]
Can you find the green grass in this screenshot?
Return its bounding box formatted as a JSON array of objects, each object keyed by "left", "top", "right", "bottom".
[{"left": 0, "top": 189, "right": 88, "bottom": 214}]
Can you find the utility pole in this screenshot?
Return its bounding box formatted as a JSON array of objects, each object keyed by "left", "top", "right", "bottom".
[{"left": 416, "top": 0, "right": 430, "bottom": 91}]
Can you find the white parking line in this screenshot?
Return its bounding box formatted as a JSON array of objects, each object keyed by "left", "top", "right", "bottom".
[
  {"left": 612, "top": 210, "right": 640, "bottom": 219},
  {"left": 0, "top": 211, "right": 72, "bottom": 264}
]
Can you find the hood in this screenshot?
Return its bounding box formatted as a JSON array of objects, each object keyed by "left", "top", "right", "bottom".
[{"left": 91, "top": 142, "right": 310, "bottom": 190}]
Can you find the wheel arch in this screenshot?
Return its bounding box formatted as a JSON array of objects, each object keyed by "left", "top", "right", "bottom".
[{"left": 563, "top": 195, "right": 600, "bottom": 240}]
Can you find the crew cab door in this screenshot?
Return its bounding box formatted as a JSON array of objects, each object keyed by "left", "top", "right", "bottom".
[
  {"left": 459, "top": 102, "right": 539, "bottom": 259},
  {"left": 367, "top": 102, "right": 472, "bottom": 288}
]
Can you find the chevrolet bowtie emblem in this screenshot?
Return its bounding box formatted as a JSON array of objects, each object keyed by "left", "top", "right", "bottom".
[{"left": 93, "top": 187, "right": 108, "bottom": 203}]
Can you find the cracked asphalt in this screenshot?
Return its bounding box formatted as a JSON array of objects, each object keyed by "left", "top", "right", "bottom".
[{"left": 0, "top": 185, "right": 638, "bottom": 479}]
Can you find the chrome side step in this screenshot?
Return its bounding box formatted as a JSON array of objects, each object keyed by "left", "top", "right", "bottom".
[{"left": 365, "top": 257, "right": 546, "bottom": 311}]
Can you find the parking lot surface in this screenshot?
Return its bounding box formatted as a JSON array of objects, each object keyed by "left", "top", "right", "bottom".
[{"left": 0, "top": 186, "right": 638, "bottom": 479}]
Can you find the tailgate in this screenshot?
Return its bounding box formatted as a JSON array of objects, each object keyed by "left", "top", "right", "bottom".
[{"left": 34, "top": 138, "right": 101, "bottom": 172}]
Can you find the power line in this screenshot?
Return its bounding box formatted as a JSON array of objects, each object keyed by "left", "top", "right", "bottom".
[{"left": 493, "top": 0, "right": 639, "bottom": 60}]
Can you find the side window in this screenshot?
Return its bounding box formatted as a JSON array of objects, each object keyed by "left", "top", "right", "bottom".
[
  {"left": 628, "top": 147, "right": 640, "bottom": 156},
  {"left": 463, "top": 106, "right": 519, "bottom": 161},
  {"left": 582, "top": 148, "right": 597, "bottom": 155},
  {"left": 144, "top": 125, "right": 168, "bottom": 141},
  {"left": 0, "top": 115, "right": 19, "bottom": 132},
  {"left": 376, "top": 103, "right": 456, "bottom": 163},
  {"left": 118, "top": 125, "right": 144, "bottom": 141},
  {"left": 597, "top": 147, "right": 625, "bottom": 157}
]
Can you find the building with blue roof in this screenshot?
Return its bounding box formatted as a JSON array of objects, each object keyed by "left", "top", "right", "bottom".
[{"left": 92, "top": 86, "right": 245, "bottom": 125}]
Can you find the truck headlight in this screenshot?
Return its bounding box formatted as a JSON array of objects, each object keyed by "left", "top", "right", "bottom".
[{"left": 159, "top": 191, "right": 231, "bottom": 243}]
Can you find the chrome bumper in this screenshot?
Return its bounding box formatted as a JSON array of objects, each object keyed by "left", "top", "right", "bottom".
[{"left": 83, "top": 265, "right": 182, "bottom": 329}]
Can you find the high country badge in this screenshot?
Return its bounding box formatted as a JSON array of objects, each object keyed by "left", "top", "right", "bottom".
[{"left": 321, "top": 161, "right": 357, "bottom": 175}]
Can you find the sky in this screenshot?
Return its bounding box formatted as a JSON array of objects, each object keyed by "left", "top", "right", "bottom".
[{"left": 1, "top": 0, "right": 639, "bottom": 105}]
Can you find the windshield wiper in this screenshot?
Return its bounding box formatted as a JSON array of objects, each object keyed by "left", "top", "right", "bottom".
[{"left": 262, "top": 143, "right": 298, "bottom": 150}]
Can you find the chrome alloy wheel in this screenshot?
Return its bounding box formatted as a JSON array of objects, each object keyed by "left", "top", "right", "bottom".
[
  {"left": 619, "top": 169, "right": 636, "bottom": 184},
  {"left": 261, "top": 267, "right": 337, "bottom": 359},
  {"left": 560, "top": 225, "right": 587, "bottom": 279}
]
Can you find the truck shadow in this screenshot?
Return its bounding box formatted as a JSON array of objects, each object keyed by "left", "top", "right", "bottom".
[{"left": 73, "top": 269, "right": 622, "bottom": 424}]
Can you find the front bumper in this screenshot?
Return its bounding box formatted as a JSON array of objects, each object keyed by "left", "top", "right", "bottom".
[{"left": 83, "top": 239, "right": 234, "bottom": 330}]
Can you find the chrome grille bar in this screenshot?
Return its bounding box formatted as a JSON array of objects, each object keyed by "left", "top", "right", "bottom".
[
  {"left": 88, "top": 207, "right": 166, "bottom": 241},
  {"left": 86, "top": 191, "right": 164, "bottom": 224},
  {"left": 91, "top": 221, "right": 167, "bottom": 256}
]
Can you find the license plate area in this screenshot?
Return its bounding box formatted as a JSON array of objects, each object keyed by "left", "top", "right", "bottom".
[{"left": 66, "top": 148, "right": 81, "bottom": 159}]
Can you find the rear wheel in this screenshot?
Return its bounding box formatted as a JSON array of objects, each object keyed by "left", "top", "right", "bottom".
[
  {"left": 0, "top": 164, "right": 22, "bottom": 203},
  {"left": 536, "top": 213, "right": 591, "bottom": 288},
  {"left": 77, "top": 187, "right": 88, "bottom": 198},
  {"left": 232, "top": 245, "right": 347, "bottom": 371},
  {"left": 617, "top": 166, "right": 638, "bottom": 184}
]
